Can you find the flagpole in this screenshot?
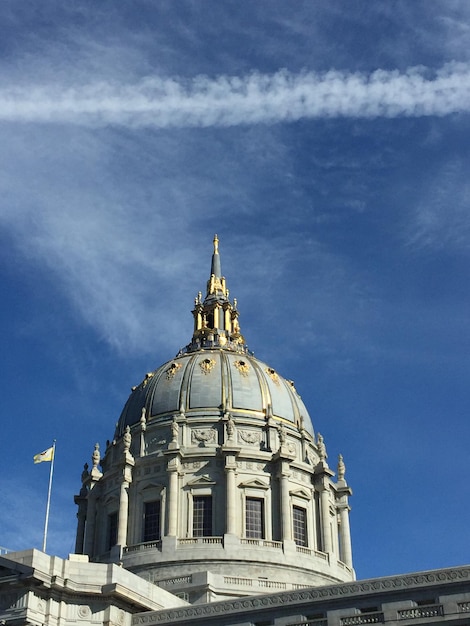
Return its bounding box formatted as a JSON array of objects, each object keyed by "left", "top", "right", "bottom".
[{"left": 42, "top": 440, "right": 56, "bottom": 553}]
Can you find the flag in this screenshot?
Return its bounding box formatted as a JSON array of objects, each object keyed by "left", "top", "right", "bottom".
[{"left": 33, "top": 446, "right": 54, "bottom": 464}]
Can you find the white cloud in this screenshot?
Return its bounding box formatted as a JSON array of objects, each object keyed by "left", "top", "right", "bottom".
[{"left": 1, "top": 63, "right": 470, "bottom": 128}]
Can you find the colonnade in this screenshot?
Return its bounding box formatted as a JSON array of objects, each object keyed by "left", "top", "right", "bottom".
[{"left": 76, "top": 434, "right": 353, "bottom": 570}]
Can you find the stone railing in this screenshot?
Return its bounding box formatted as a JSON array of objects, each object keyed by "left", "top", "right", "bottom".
[
  {"left": 459, "top": 602, "right": 470, "bottom": 612},
  {"left": 0, "top": 546, "right": 12, "bottom": 555},
  {"left": 178, "top": 536, "right": 223, "bottom": 546},
  {"left": 159, "top": 575, "right": 193, "bottom": 587},
  {"left": 240, "top": 538, "right": 282, "bottom": 549},
  {"left": 124, "top": 540, "right": 162, "bottom": 553},
  {"left": 397, "top": 605, "right": 443, "bottom": 620},
  {"left": 287, "top": 621, "right": 327, "bottom": 626},
  {"left": 224, "top": 576, "right": 253, "bottom": 586},
  {"left": 258, "top": 579, "right": 287, "bottom": 590},
  {"left": 296, "top": 545, "right": 312, "bottom": 555},
  {"left": 341, "top": 612, "right": 384, "bottom": 625},
  {"left": 224, "top": 576, "right": 286, "bottom": 590}
]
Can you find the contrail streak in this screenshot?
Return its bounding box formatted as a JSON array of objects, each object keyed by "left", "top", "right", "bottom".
[{"left": 1, "top": 63, "right": 469, "bottom": 127}]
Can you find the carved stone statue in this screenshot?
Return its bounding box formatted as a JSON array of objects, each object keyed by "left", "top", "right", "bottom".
[
  {"left": 123, "top": 425, "right": 131, "bottom": 452},
  {"left": 317, "top": 433, "right": 327, "bottom": 461},
  {"left": 337, "top": 454, "right": 346, "bottom": 480},
  {"left": 225, "top": 413, "right": 235, "bottom": 440},
  {"left": 278, "top": 422, "right": 287, "bottom": 446},
  {"left": 92, "top": 443, "right": 100, "bottom": 469},
  {"left": 81, "top": 462, "right": 89, "bottom": 482}
]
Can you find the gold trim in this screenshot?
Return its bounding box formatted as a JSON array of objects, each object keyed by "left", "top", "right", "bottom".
[
  {"left": 199, "top": 358, "right": 216, "bottom": 375},
  {"left": 142, "top": 372, "right": 154, "bottom": 387},
  {"left": 234, "top": 359, "right": 250, "bottom": 377},
  {"left": 166, "top": 362, "right": 182, "bottom": 380},
  {"left": 265, "top": 367, "right": 280, "bottom": 385}
]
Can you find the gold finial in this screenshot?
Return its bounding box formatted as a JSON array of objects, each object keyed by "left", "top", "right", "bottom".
[{"left": 213, "top": 234, "right": 219, "bottom": 254}]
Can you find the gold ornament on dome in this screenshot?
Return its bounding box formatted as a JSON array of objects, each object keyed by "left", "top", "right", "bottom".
[
  {"left": 266, "top": 367, "right": 280, "bottom": 385},
  {"left": 142, "top": 372, "right": 154, "bottom": 387},
  {"left": 234, "top": 359, "right": 250, "bottom": 377},
  {"left": 166, "top": 362, "right": 182, "bottom": 380},
  {"left": 199, "top": 357, "right": 216, "bottom": 375}
]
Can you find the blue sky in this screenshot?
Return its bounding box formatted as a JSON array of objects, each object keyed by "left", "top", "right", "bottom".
[{"left": 1, "top": 1, "right": 469, "bottom": 580}]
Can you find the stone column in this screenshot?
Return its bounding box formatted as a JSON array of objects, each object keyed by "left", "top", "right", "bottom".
[
  {"left": 280, "top": 466, "right": 292, "bottom": 541},
  {"left": 83, "top": 447, "right": 103, "bottom": 557},
  {"left": 226, "top": 465, "right": 236, "bottom": 534},
  {"left": 222, "top": 439, "right": 240, "bottom": 538},
  {"left": 225, "top": 307, "right": 231, "bottom": 333},
  {"left": 117, "top": 480, "right": 129, "bottom": 547},
  {"left": 74, "top": 494, "right": 87, "bottom": 554},
  {"left": 117, "top": 428, "right": 134, "bottom": 549},
  {"left": 320, "top": 484, "right": 332, "bottom": 554},
  {"left": 83, "top": 488, "right": 97, "bottom": 556},
  {"left": 338, "top": 504, "right": 353, "bottom": 567},
  {"left": 167, "top": 461, "right": 179, "bottom": 536}
]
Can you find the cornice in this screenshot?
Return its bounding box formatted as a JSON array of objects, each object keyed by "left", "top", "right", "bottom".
[{"left": 133, "top": 566, "right": 470, "bottom": 625}]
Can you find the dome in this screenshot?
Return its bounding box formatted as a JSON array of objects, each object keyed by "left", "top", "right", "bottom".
[
  {"left": 75, "top": 235, "right": 354, "bottom": 605},
  {"left": 117, "top": 351, "right": 314, "bottom": 438}
]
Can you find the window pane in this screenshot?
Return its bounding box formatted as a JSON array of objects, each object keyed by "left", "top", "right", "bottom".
[
  {"left": 293, "top": 506, "right": 307, "bottom": 546},
  {"left": 193, "top": 496, "right": 212, "bottom": 536},
  {"left": 143, "top": 501, "right": 161, "bottom": 542},
  {"left": 246, "top": 497, "right": 264, "bottom": 539},
  {"left": 107, "top": 512, "right": 118, "bottom": 550}
]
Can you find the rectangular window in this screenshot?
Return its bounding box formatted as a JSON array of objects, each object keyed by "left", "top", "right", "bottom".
[
  {"left": 193, "top": 496, "right": 212, "bottom": 536},
  {"left": 143, "top": 501, "right": 161, "bottom": 542},
  {"left": 107, "top": 512, "right": 118, "bottom": 550},
  {"left": 246, "top": 497, "right": 264, "bottom": 539},
  {"left": 293, "top": 506, "right": 307, "bottom": 547}
]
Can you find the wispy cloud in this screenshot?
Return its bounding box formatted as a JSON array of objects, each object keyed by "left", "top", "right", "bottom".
[
  {"left": 406, "top": 159, "right": 470, "bottom": 252},
  {"left": 1, "top": 63, "right": 470, "bottom": 128}
]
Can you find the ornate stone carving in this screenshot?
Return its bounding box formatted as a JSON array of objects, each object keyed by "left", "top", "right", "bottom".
[
  {"left": 238, "top": 429, "right": 261, "bottom": 445},
  {"left": 317, "top": 433, "right": 327, "bottom": 461},
  {"left": 265, "top": 367, "right": 280, "bottom": 385},
  {"left": 140, "top": 567, "right": 470, "bottom": 624},
  {"left": 166, "top": 362, "right": 182, "bottom": 380},
  {"left": 199, "top": 358, "right": 216, "bottom": 375},
  {"left": 191, "top": 428, "right": 217, "bottom": 444},
  {"left": 225, "top": 413, "right": 235, "bottom": 440},
  {"left": 123, "top": 425, "right": 131, "bottom": 452},
  {"left": 92, "top": 443, "right": 100, "bottom": 468},
  {"left": 234, "top": 359, "right": 250, "bottom": 376},
  {"left": 171, "top": 416, "right": 179, "bottom": 443},
  {"left": 78, "top": 605, "right": 91, "bottom": 619},
  {"left": 338, "top": 454, "right": 346, "bottom": 480},
  {"left": 147, "top": 437, "right": 166, "bottom": 454}
]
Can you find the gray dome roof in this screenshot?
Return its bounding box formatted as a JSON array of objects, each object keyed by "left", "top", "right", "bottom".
[
  {"left": 116, "top": 236, "right": 314, "bottom": 439},
  {"left": 116, "top": 349, "right": 314, "bottom": 437}
]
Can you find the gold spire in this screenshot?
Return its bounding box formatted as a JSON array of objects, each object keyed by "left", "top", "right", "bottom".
[{"left": 183, "top": 236, "right": 248, "bottom": 354}]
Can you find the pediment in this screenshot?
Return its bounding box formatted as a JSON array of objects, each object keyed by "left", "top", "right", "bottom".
[
  {"left": 290, "top": 487, "right": 312, "bottom": 500},
  {"left": 238, "top": 478, "right": 269, "bottom": 490},
  {"left": 139, "top": 482, "right": 164, "bottom": 492},
  {"left": 186, "top": 474, "right": 216, "bottom": 487}
]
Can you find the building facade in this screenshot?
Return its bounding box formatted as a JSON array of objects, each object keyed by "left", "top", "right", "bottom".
[
  {"left": 74, "top": 235, "right": 354, "bottom": 603},
  {"left": 1, "top": 236, "right": 468, "bottom": 626}
]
